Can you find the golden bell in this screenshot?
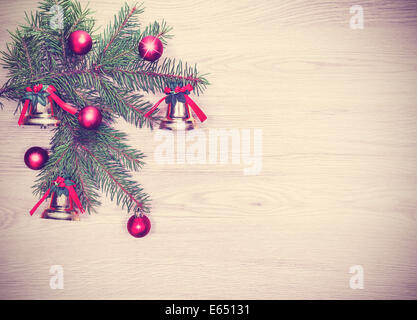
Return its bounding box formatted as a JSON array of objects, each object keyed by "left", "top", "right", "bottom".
[
  {"left": 159, "top": 101, "right": 196, "bottom": 131},
  {"left": 23, "top": 100, "right": 60, "bottom": 128},
  {"left": 41, "top": 192, "right": 80, "bottom": 221}
]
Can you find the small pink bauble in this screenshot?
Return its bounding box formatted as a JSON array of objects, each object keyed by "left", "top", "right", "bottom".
[
  {"left": 127, "top": 215, "right": 151, "bottom": 238},
  {"left": 78, "top": 106, "right": 102, "bottom": 130},
  {"left": 24, "top": 146, "right": 49, "bottom": 170},
  {"left": 68, "top": 30, "right": 92, "bottom": 55},
  {"left": 138, "top": 36, "right": 163, "bottom": 61}
]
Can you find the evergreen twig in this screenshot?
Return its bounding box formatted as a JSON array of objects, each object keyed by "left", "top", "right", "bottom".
[{"left": 0, "top": 0, "right": 208, "bottom": 213}]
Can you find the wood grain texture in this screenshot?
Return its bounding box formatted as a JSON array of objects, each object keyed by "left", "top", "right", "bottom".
[{"left": 1, "top": 0, "right": 417, "bottom": 299}]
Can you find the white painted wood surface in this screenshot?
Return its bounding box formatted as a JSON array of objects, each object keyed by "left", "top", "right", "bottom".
[{"left": 0, "top": 0, "right": 417, "bottom": 299}]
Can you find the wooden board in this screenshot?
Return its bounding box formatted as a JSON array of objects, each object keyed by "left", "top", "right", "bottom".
[{"left": 0, "top": 0, "right": 416, "bottom": 299}]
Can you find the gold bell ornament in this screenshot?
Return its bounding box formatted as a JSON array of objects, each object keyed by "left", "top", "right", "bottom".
[
  {"left": 42, "top": 192, "right": 80, "bottom": 221},
  {"left": 29, "top": 176, "right": 85, "bottom": 221},
  {"left": 145, "top": 84, "right": 207, "bottom": 131},
  {"left": 17, "top": 84, "right": 78, "bottom": 128}
]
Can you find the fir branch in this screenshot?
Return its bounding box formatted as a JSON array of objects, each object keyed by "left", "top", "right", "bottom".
[
  {"left": 51, "top": 0, "right": 66, "bottom": 59},
  {"left": 75, "top": 155, "right": 92, "bottom": 209},
  {"left": 139, "top": 20, "right": 172, "bottom": 45},
  {"left": 1, "top": 0, "right": 208, "bottom": 214},
  {"left": 102, "top": 6, "right": 137, "bottom": 56},
  {"left": 97, "top": 130, "right": 122, "bottom": 140},
  {"left": 36, "top": 141, "right": 71, "bottom": 193},
  {"left": 80, "top": 145, "right": 144, "bottom": 210},
  {"left": 60, "top": 30, "right": 66, "bottom": 60},
  {"left": 103, "top": 142, "right": 145, "bottom": 171},
  {"left": 0, "top": 86, "right": 11, "bottom": 97},
  {"left": 112, "top": 68, "right": 206, "bottom": 88},
  {"left": 21, "top": 37, "right": 33, "bottom": 78},
  {"left": 95, "top": 2, "right": 144, "bottom": 66},
  {"left": 91, "top": 73, "right": 158, "bottom": 127},
  {"left": 117, "top": 90, "right": 156, "bottom": 122}
]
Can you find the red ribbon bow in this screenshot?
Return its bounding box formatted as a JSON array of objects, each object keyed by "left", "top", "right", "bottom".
[
  {"left": 18, "top": 84, "right": 78, "bottom": 126},
  {"left": 144, "top": 84, "right": 207, "bottom": 123},
  {"left": 29, "top": 176, "right": 85, "bottom": 216}
]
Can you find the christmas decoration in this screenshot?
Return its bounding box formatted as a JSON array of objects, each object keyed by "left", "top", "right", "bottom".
[
  {"left": 78, "top": 106, "right": 102, "bottom": 130},
  {"left": 127, "top": 213, "right": 151, "bottom": 238},
  {"left": 18, "top": 84, "right": 78, "bottom": 127},
  {"left": 42, "top": 191, "right": 81, "bottom": 221},
  {"left": 24, "top": 146, "right": 49, "bottom": 170},
  {"left": 0, "top": 0, "right": 209, "bottom": 236},
  {"left": 30, "top": 176, "right": 85, "bottom": 221},
  {"left": 145, "top": 84, "right": 207, "bottom": 130},
  {"left": 138, "top": 35, "right": 163, "bottom": 62},
  {"left": 68, "top": 30, "right": 93, "bottom": 55}
]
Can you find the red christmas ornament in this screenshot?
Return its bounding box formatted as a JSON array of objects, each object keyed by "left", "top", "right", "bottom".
[
  {"left": 68, "top": 30, "right": 92, "bottom": 55},
  {"left": 138, "top": 35, "right": 163, "bottom": 61},
  {"left": 78, "top": 106, "right": 102, "bottom": 130},
  {"left": 127, "top": 214, "right": 151, "bottom": 238},
  {"left": 24, "top": 147, "right": 49, "bottom": 170}
]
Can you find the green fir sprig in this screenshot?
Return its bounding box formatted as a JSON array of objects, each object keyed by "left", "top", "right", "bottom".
[{"left": 0, "top": 0, "right": 209, "bottom": 214}]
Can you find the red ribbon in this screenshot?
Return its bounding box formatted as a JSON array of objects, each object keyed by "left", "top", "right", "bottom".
[
  {"left": 30, "top": 176, "right": 85, "bottom": 216},
  {"left": 144, "top": 84, "right": 207, "bottom": 123},
  {"left": 45, "top": 85, "right": 78, "bottom": 115},
  {"left": 18, "top": 84, "right": 78, "bottom": 126}
]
